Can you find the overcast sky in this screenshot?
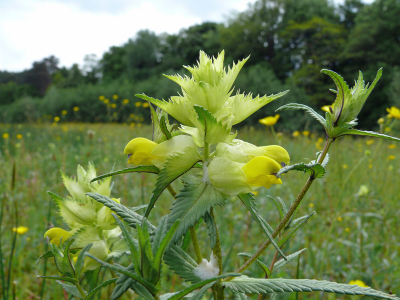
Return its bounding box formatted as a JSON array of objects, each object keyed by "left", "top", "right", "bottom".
[{"left": 0, "top": 0, "right": 373, "bottom": 72}]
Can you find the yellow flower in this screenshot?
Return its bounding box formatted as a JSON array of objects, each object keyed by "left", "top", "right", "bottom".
[
  {"left": 54, "top": 116, "right": 60, "bottom": 122},
  {"left": 104, "top": 99, "right": 109, "bottom": 104},
  {"left": 389, "top": 144, "right": 396, "bottom": 149},
  {"left": 385, "top": 127, "right": 391, "bottom": 132},
  {"left": 366, "top": 139, "right": 374, "bottom": 145},
  {"left": 44, "top": 227, "right": 70, "bottom": 245},
  {"left": 16, "top": 134, "right": 23, "bottom": 139},
  {"left": 386, "top": 106, "right": 400, "bottom": 119},
  {"left": 129, "top": 113, "right": 135, "bottom": 118},
  {"left": 345, "top": 227, "right": 350, "bottom": 232},
  {"left": 292, "top": 131, "right": 300, "bottom": 137},
  {"left": 321, "top": 105, "right": 332, "bottom": 113},
  {"left": 130, "top": 122, "right": 136, "bottom": 128},
  {"left": 142, "top": 102, "right": 149, "bottom": 108},
  {"left": 13, "top": 226, "right": 28, "bottom": 234},
  {"left": 317, "top": 137, "right": 324, "bottom": 143},
  {"left": 337, "top": 216, "right": 343, "bottom": 222},
  {"left": 259, "top": 114, "right": 280, "bottom": 126},
  {"left": 61, "top": 110, "right": 68, "bottom": 115},
  {"left": 309, "top": 203, "right": 314, "bottom": 208},
  {"left": 368, "top": 164, "right": 373, "bottom": 169},
  {"left": 302, "top": 130, "right": 310, "bottom": 136},
  {"left": 260, "top": 145, "right": 290, "bottom": 165},
  {"left": 135, "top": 102, "right": 142, "bottom": 107},
  {"left": 73, "top": 106, "right": 79, "bottom": 112},
  {"left": 388, "top": 155, "right": 395, "bottom": 160},
  {"left": 111, "top": 103, "right": 117, "bottom": 108},
  {"left": 242, "top": 156, "right": 282, "bottom": 189},
  {"left": 349, "top": 280, "right": 368, "bottom": 288},
  {"left": 124, "top": 138, "right": 158, "bottom": 165},
  {"left": 99, "top": 95, "right": 105, "bottom": 100},
  {"left": 122, "top": 99, "right": 129, "bottom": 105},
  {"left": 377, "top": 117, "right": 385, "bottom": 124},
  {"left": 113, "top": 95, "right": 118, "bottom": 100},
  {"left": 342, "top": 164, "right": 348, "bottom": 169},
  {"left": 2, "top": 133, "right": 9, "bottom": 139}
]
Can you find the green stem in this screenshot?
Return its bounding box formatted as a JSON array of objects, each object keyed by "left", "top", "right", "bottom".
[
  {"left": 270, "top": 126, "right": 280, "bottom": 145},
  {"left": 190, "top": 227, "right": 202, "bottom": 264},
  {"left": 232, "top": 138, "right": 333, "bottom": 275},
  {"left": 210, "top": 209, "right": 224, "bottom": 300},
  {"left": 203, "top": 142, "right": 210, "bottom": 161},
  {"left": 76, "top": 283, "right": 87, "bottom": 298}
]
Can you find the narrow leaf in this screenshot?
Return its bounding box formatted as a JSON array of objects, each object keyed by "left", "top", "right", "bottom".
[
  {"left": 273, "top": 249, "right": 307, "bottom": 273},
  {"left": 339, "top": 129, "right": 400, "bottom": 142},
  {"left": 279, "top": 213, "right": 316, "bottom": 247},
  {"left": 237, "top": 253, "right": 270, "bottom": 277},
  {"left": 37, "top": 275, "right": 78, "bottom": 284},
  {"left": 75, "top": 243, "right": 93, "bottom": 278},
  {"left": 277, "top": 163, "right": 325, "bottom": 179},
  {"left": 90, "top": 166, "right": 160, "bottom": 183},
  {"left": 56, "top": 281, "right": 86, "bottom": 299},
  {"left": 154, "top": 220, "right": 180, "bottom": 274},
  {"left": 36, "top": 250, "right": 53, "bottom": 265},
  {"left": 160, "top": 116, "right": 172, "bottom": 140},
  {"left": 276, "top": 104, "right": 326, "bottom": 128},
  {"left": 85, "top": 278, "right": 117, "bottom": 299},
  {"left": 164, "top": 245, "right": 199, "bottom": 283},
  {"left": 238, "top": 193, "right": 287, "bottom": 260}
]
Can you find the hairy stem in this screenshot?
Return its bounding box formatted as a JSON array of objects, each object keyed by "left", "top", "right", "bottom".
[
  {"left": 76, "top": 283, "right": 87, "bottom": 299},
  {"left": 232, "top": 138, "right": 333, "bottom": 275},
  {"left": 190, "top": 227, "right": 203, "bottom": 263},
  {"left": 210, "top": 208, "right": 224, "bottom": 300}
]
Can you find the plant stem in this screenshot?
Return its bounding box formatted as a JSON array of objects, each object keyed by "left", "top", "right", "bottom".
[
  {"left": 210, "top": 209, "right": 224, "bottom": 300},
  {"left": 190, "top": 227, "right": 202, "bottom": 263},
  {"left": 232, "top": 138, "right": 333, "bottom": 275},
  {"left": 270, "top": 126, "right": 280, "bottom": 145},
  {"left": 76, "top": 283, "right": 87, "bottom": 298}
]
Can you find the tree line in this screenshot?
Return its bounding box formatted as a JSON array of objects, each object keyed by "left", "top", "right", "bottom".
[{"left": 1, "top": 0, "right": 400, "bottom": 130}]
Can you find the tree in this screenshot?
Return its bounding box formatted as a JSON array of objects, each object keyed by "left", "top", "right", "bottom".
[{"left": 100, "top": 46, "right": 127, "bottom": 82}]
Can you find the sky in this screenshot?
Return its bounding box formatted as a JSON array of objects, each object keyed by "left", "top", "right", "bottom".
[{"left": 0, "top": 0, "right": 373, "bottom": 72}]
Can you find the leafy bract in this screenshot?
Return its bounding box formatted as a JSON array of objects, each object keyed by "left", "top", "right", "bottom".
[
  {"left": 238, "top": 193, "right": 286, "bottom": 260},
  {"left": 146, "top": 147, "right": 200, "bottom": 217},
  {"left": 56, "top": 281, "right": 86, "bottom": 299},
  {"left": 90, "top": 166, "right": 160, "bottom": 183},
  {"left": 273, "top": 249, "right": 307, "bottom": 273},
  {"left": 277, "top": 162, "right": 325, "bottom": 179},
  {"left": 167, "top": 175, "right": 228, "bottom": 243},
  {"left": 222, "top": 276, "right": 399, "bottom": 299}
]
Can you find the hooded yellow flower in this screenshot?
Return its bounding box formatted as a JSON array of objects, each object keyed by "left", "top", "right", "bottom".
[
  {"left": 259, "top": 115, "right": 280, "bottom": 126},
  {"left": 124, "top": 138, "right": 158, "bottom": 165},
  {"left": 44, "top": 227, "right": 71, "bottom": 245}
]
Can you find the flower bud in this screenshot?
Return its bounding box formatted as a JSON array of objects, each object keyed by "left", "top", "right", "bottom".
[{"left": 124, "top": 138, "right": 158, "bottom": 165}]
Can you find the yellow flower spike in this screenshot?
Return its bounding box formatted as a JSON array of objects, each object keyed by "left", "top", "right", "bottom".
[
  {"left": 259, "top": 114, "right": 280, "bottom": 126},
  {"left": 349, "top": 280, "right": 369, "bottom": 288},
  {"left": 242, "top": 156, "right": 282, "bottom": 189},
  {"left": 13, "top": 226, "right": 28, "bottom": 234},
  {"left": 54, "top": 116, "right": 60, "bottom": 122},
  {"left": 260, "top": 145, "right": 290, "bottom": 166},
  {"left": 44, "top": 227, "right": 70, "bottom": 245},
  {"left": 388, "top": 155, "right": 395, "bottom": 160},
  {"left": 111, "top": 103, "right": 117, "bottom": 108},
  {"left": 124, "top": 138, "right": 158, "bottom": 165},
  {"left": 386, "top": 106, "right": 400, "bottom": 119}
]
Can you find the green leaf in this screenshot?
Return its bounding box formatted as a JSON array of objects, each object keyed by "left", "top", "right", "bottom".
[
  {"left": 56, "top": 281, "right": 86, "bottom": 299},
  {"left": 85, "top": 278, "right": 117, "bottom": 299},
  {"left": 277, "top": 162, "right": 325, "bottom": 179},
  {"left": 49, "top": 239, "right": 75, "bottom": 277},
  {"left": 86, "top": 193, "right": 156, "bottom": 233},
  {"left": 137, "top": 221, "right": 158, "bottom": 283},
  {"left": 75, "top": 243, "right": 93, "bottom": 278},
  {"left": 85, "top": 253, "right": 158, "bottom": 295},
  {"left": 267, "top": 196, "right": 287, "bottom": 221},
  {"left": 168, "top": 175, "right": 228, "bottom": 243},
  {"left": 276, "top": 104, "right": 326, "bottom": 128},
  {"left": 222, "top": 276, "right": 400, "bottom": 299},
  {"left": 37, "top": 275, "right": 78, "bottom": 284},
  {"left": 90, "top": 166, "right": 160, "bottom": 183},
  {"left": 237, "top": 253, "right": 270, "bottom": 277},
  {"left": 112, "top": 214, "right": 141, "bottom": 275},
  {"left": 166, "top": 273, "right": 241, "bottom": 300},
  {"left": 160, "top": 115, "right": 172, "bottom": 140},
  {"left": 272, "top": 249, "right": 307, "bottom": 273},
  {"left": 84, "top": 268, "right": 101, "bottom": 300},
  {"left": 233, "top": 292, "right": 248, "bottom": 300},
  {"left": 238, "top": 193, "right": 287, "bottom": 261},
  {"left": 146, "top": 148, "right": 200, "bottom": 217},
  {"left": 279, "top": 212, "right": 316, "bottom": 247},
  {"left": 338, "top": 129, "right": 400, "bottom": 142},
  {"left": 203, "top": 212, "right": 217, "bottom": 249},
  {"left": 164, "top": 245, "right": 200, "bottom": 283},
  {"left": 36, "top": 250, "right": 54, "bottom": 265},
  {"left": 111, "top": 264, "right": 138, "bottom": 300}
]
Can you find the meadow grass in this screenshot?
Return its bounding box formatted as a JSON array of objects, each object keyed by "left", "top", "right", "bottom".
[{"left": 0, "top": 122, "right": 399, "bottom": 299}]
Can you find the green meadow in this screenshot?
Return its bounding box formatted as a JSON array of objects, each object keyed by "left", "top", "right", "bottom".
[{"left": 0, "top": 122, "right": 399, "bottom": 299}]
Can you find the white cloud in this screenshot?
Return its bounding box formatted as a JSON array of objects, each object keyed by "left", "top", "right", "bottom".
[{"left": 0, "top": 0, "right": 255, "bottom": 72}]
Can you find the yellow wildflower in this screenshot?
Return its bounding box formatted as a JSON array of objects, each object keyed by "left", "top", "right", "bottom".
[
  {"left": 61, "top": 110, "right": 68, "bottom": 115},
  {"left": 104, "top": 99, "right": 109, "bottom": 104},
  {"left": 349, "top": 280, "right": 368, "bottom": 288},
  {"left": 345, "top": 227, "right": 350, "bottom": 232},
  {"left": 317, "top": 137, "right": 324, "bottom": 143},
  {"left": 130, "top": 122, "right": 136, "bottom": 128},
  {"left": 135, "top": 102, "right": 142, "bottom": 107},
  {"left": 386, "top": 106, "right": 400, "bottom": 119},
  {"left": 377, "top": 117, "right": 385, "bottom": 124},
  {"left": 54, "top": 116, "right": 60, "bottom": 122},
  {"left": 368, "top": 164, "right": 373, "bottom": 169},
  {"left": 342, "top": 164, "right": 348, "bottom": 169},
  {"left": 385, "top": 127, "right": 391, "bottom": 132},
  {"left": 302, "top": 130, "right": 310, "bottom": 136},
  {"left": 2, "top": 133, "right": 9, "bottom": 139},
  {"left": 309, "top": 203, "right": 314, "bottom": 208},
  {"left": 142, "top": 102, "right": 149, "bottom": 108},
  {"left": 337, "top": 216, "right": 343, "bottom": 222},
  {"left": 259, "top": 114, "right": 280, "bottom": 126},
  {"left": 124, "top": 138, "right": 158, "bottom": 165},
  {"left": 241, "top": 156, "right": 282, "bottom": 189},
  {"left": 366, "top": 139, "right": 374, "bottom": 145},
  {"left": 13, "top": 226, "right": 28, "bottom": 234},
  {"left": 389, "top": 144, "right": 396, "bottom": 149},
  {"left": 44, "top": 227, "right": 70, "bottom": 245},
  {"left": 73, "top": 107, "right": 79, "bottom": 112},
  {"left": 99, "top": 95, "right": 105, "bottom": 100},
  {"left": 111, "top": 103, "right": 117, "bottom": 108},
  {"left": 292, "top": 131, "right": 300, "bottom": 137},
  {"left": 321, "top": 105, "right": 332, "bottom": 113},
  {"left": 388, "top": 155, "right": 395, "bottom": 160},
  {"left": 16, "top": 134, "right": 23, "bottom": 139},
  {"left": 122, "top": 99, "right": 129, "bottom": 105},
  {"left": 113, "top": 95, "right": 118, "bottom": 100}
]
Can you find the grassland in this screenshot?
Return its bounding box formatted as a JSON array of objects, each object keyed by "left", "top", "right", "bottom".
[{"left": 0, "top": 122, "right": 399, "bottom": 299}]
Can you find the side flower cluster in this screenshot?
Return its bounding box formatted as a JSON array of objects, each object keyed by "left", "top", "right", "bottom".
[{"left": 44, "top": 163, "right": 127, "bottom": 272}]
